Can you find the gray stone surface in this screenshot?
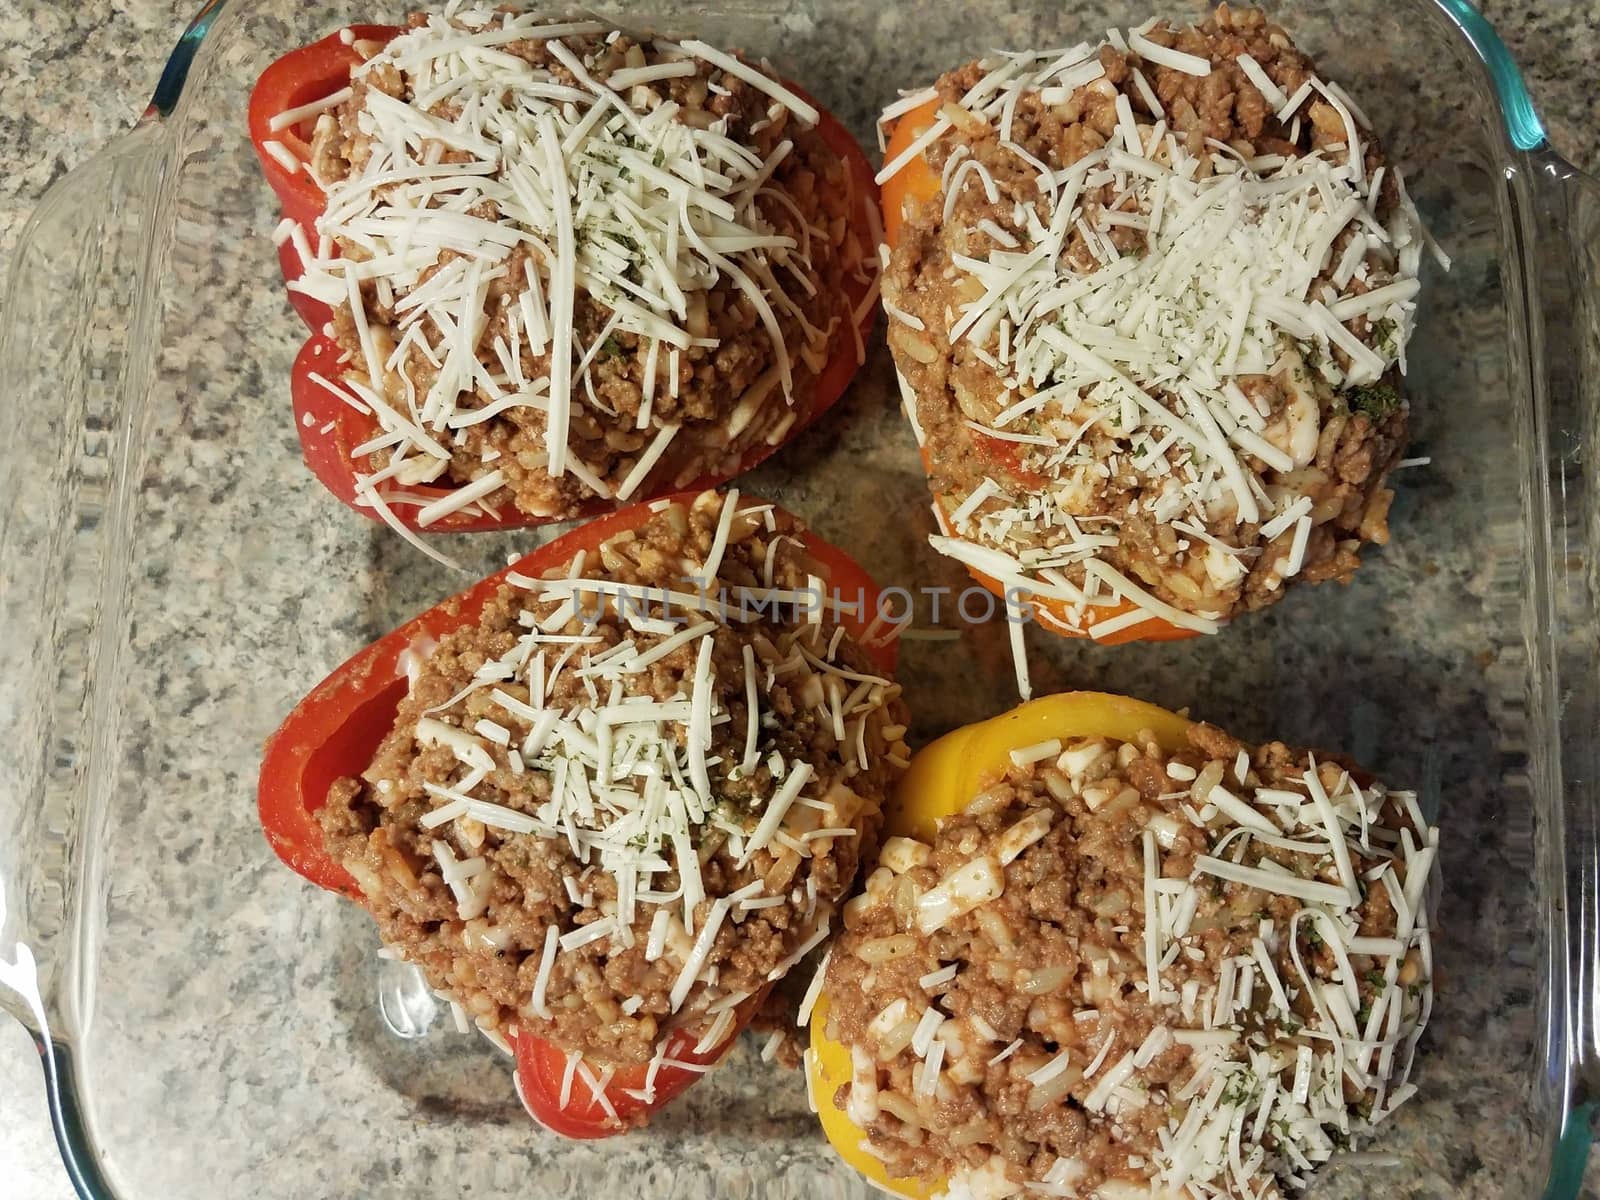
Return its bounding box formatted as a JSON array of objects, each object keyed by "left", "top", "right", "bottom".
[{"left": 0, "top": 2, "right": 1597, "bottom": 1198}]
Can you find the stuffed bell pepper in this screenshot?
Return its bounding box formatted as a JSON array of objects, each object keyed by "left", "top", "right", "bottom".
[
  {"left": 876, "top": 9, "right": 1433, "bottom": 647},
  {"left": 248, "top": 5, "right": 880, "bottom": 535},
  {"left": 259, "top": 489, "right": 910, "bottom": 1135},
  {"left": 805, "top": 692, "right": 1439, "bottom": 1198}
]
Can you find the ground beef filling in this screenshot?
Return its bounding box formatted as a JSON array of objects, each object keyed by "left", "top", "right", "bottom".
[
  {"left": 885, "top": 7, "right": 1421, "bottom": 628},
  {"left": 321, "top": 491, "right": 909, "bottom": 1077},
  {"left": 304, "top": 10, "right": 866, "bottom": 519},
  {"left": 823, "top": 722, "right": 1435, "bottom": 1197}
]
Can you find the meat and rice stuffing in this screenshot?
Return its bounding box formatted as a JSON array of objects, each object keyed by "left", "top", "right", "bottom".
[
  {"left": 318, "top": 490, "right": 909, "bottom": 1113},
  {"left": 880, "top": 6, "right": 1443, "bottom": 641},
  {"left": 289, "top": 5, "right": 874, "bottom": 524},
  {"left": 819, "top": 721, "right": 1439, "bottom": 1198}
]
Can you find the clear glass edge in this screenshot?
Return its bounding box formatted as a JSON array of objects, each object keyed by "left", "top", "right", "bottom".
[
  {"left": 0, "top": 0, "right": 249, "bottom": 1187},
  {"left": 0, "top": 2, "right": 1593, "bottom": 1197},
  {"left": 1511, "top": 146, "right": 1600, "bottom": 1199},
  {"left": 0, "top": 111, "right": 182, "bottom": 1197},
  {"left": 1432, "top": 0, "right": 1549, "bottom": 152},
  {"left": 140, "top": 0, "right": 227, "bottom": 122}
]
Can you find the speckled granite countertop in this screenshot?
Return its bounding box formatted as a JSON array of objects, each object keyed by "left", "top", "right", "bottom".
[{"left": 2, "top": 2, "right": 1597, "bottom": 1198}]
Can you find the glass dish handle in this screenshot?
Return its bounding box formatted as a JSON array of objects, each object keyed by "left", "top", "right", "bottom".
[
  {"left": 1516, "top": 147, "right": 1600, "bottom": 1199},
  {"left": 0, "top": 121, "right": 173, "bottom": 1200}
]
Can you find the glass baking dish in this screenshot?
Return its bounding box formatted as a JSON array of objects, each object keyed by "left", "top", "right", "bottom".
[{"left": 2, "top": 0, "right": 1596, "bottom": 1196}]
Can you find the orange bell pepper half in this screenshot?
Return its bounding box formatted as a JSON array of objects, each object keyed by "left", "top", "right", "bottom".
[{"left": 882, "top": 100, "right": 1199, "bottom": 645}]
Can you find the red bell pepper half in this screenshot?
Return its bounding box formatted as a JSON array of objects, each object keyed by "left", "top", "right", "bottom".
[
  {"left": 257, "top": 492, "right": 896, "bottom": 1135},
  {"left": 249, "top": 27, "right": 882, "bottom": 533}
]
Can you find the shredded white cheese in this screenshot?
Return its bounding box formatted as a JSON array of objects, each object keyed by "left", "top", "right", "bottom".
[{"left": 382, "top": 495, "right": 897, "bottom": 1078}]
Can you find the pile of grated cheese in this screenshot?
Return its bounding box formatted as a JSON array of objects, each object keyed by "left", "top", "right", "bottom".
[
  {"left": 392, "top": 491, "right": 906, "bottom": 1093},
  {"left": 269, "top": 2, "right": 858, "bottom": 544},
  {"left": 1136, "top": 757, "right": 1438, "bottom": 1197},
  {"left": 880, "top": 19, "right": 1445, "bottom": 683}
]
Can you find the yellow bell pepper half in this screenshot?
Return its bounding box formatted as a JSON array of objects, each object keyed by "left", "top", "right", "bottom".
[{"left": 807, "top": 692, "right": 1194, "bottom": 1198}]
